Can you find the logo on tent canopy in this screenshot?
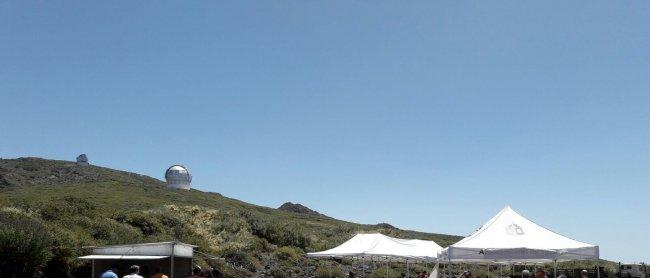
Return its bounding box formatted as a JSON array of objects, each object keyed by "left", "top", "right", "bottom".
[{"left": 506, "top": 223, "right": 524, "bottom": 235}]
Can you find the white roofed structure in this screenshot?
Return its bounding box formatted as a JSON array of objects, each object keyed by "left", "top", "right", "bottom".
[
  {"left": 79, "top": 242, "right": 196, "bottom": 278},
  {"left": 308, "top": 233, "right": 443, "bottom": 261},
  {"left": 439, "top": 206, "right": 599, "bottom": 263}
]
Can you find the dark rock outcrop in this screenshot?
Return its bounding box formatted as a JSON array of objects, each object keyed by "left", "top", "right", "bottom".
[{"left": 278, "top": 202, "right": 321, "bottom": 216}]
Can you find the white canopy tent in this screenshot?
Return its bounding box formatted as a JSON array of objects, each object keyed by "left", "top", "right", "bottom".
[
  {"left": 308, "top": 233, "right": 443, "bottom": 277},
  {"left": 308, "top": 233, "right": 443, "bottom": 261},
  {"left": 438, "top": 206, "right": 599, "bottom": 263}
]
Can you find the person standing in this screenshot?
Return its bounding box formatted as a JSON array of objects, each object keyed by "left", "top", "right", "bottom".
[
  {"left": 123, "top": 265, "right": 143, "bottom": 278},
  {"left": 101, "top": 265, "right": 119, "bottom": 278},
  {"left": 581, "top": 270, "right": 589, "bottom": 278}
]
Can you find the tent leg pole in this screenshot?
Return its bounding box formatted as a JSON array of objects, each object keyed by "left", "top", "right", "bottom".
[
  {"left": 385, "top": 258, "right": 387, "bottom": 278},
  {"left": 92, "top": 259, "right": 95, "bottom": 278},
  {"left": 597, "top": 260, "right": 601, "bottom": 278},
  {"left": 442, "top": 263, "right": 449, "bottom": 278},
  {"left": 407, "top": 259, "right": 410, "bottom": 278},
  {"left": 554, "top": 260, "right": 557, "bottom": 278},
  {"left": 488, "top": 263, "right": 490, "bottom": 278},
  {"left": 443, "top": 261, "right": 446, "bottom": 278}
]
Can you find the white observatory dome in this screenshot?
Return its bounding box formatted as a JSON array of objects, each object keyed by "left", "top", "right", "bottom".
[{"left": 165, "top": 165, "right": 192, "bottom": 190}]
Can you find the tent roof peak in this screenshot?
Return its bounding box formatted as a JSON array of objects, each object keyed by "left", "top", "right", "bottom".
[{"left": 440, "top": 205, "right": 599, "bottom": 262}]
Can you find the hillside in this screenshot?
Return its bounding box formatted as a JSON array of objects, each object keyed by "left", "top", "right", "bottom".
[{"left": 0, "top": 157, "right": 461, "bottom": 277}]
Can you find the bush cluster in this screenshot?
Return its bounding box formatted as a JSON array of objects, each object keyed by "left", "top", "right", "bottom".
[
  {"left": 113, "top": 211, "right": 165, "bottom": 236},
  {"left": 244, "top": 212, "right": 311, "bottom": 249},
  {"left": 40, "top": 196, "right": 97, "bottom": 221},
  {"left": 273, "top": 246, "right": 304, "bottom": 261},
  {"left": 219, "top": 248, "right": 261, "bottom": 272},
  {"left": 0, "top": 210, "right": 53, "bottom": 278},
  {"left": 315, "top": 265, "right": 344, "bottom": 278}
]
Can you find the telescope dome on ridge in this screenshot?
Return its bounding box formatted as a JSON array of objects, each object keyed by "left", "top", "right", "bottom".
[{"left": 165, "top": 165, "right": 192, "bottom": 190}]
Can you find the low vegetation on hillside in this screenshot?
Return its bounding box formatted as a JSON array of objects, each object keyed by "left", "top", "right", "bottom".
[{"left": 0, "top": 157, "right": 461, "bottom": 277}]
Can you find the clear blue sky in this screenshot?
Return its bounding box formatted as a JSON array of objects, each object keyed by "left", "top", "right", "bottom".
[{"left": 1, "top": 1, "right": 648, "bottom": 263}]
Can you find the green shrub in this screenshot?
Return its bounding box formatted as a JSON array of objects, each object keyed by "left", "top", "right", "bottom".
[
  {"left": 248, "top": 217, "right": 311, "bottom": 249},
  {"left": 89, "top": 219, "right": 144, "bottom": 244},
  {"left": 315, "top": 265, "right": 344, "bottom": 278},
  {"left": 219, "top": 248, "right": 260, "bottom": 272},
  {"left": 40, "top": 196, "right": 97, "bottom": 221},
  {"left": 42, "top": 245, "right": 73, "bottom": 278},
  {"left": 268, "top": 266, "right": 291, "bottom": 278},
  {"left": 17, "top": 161, "right": 39, "bottom": 172},
  {"left": 113, "top": 211, "right": 164, "bottom": 236},
  {"left": 273, "top": 246, "right": 304, "bottom": 261},
  {"left": 0, "top": 210, "right": 53, "bottom": 278},
  {"left": 272, "top": 222, "right": 311, "bottom": 249}
]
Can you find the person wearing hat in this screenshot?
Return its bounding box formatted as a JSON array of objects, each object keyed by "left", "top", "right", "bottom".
[{"left": 522, "top": 269, "right": 531, "bottom": 278}]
